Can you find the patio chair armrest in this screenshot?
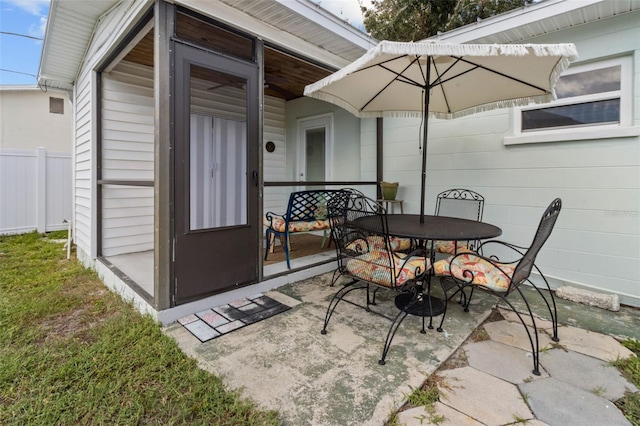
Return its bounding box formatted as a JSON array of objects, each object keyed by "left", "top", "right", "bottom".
[
  {"left": 264, "top": 211, "right": 285, "bottom": 228},
  {"left": 394, "top": 250, "right": 430, "bottom": 279},
  {"left": 449, "top": 251, "right": 515, "bottom": 285},
  {"left": 476, "top": 239, "right": 525, "bottom": 264}
]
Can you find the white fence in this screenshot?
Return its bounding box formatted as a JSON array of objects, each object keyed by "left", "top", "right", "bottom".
[{"left": 0, "top": 147, "right": 72, "bottom": 235}]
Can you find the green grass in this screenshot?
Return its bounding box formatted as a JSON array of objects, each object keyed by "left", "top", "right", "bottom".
[
  {"left": 0, "top": 231, "right": 279, "bottom": 425},
  {"left": 613, "top": 339, "right": 640, "bottom": 426}
]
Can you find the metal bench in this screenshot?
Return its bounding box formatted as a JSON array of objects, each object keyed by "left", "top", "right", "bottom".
[{"left": 263, "top": 189, "right": 345, "bottom": 269}]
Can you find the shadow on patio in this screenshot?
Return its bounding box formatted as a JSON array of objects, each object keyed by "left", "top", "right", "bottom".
[
  {"left": 164, "top": 267, "right": 639, "bottom": 425},
  {"left": 164, "top": 272, "right": 497, "bottom": 425}
]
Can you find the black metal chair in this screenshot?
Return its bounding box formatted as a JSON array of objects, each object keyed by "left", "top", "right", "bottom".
[
  {"left": 322, "top": 192, "right": 433, "bottom": 365},
  {"left": 430, "top": 189, "right": 485, "bottom": 305},
  {"left": 433, "top": 188, "right": 485, "bottom": 255},
  {"left": 440, "top": 198, "right": 562, "bottom": 375}
]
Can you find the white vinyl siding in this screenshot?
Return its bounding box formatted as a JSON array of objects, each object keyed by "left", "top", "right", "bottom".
[
  {"left": 70, "top": 0, "right": 151, "bottom": 259},
  {"left": 73, "top": 68, "right": 94, "bottom": 255},
  {"left": 101, "top": 61, "right": 154, "bottom": 256},
  {"left": 380, "top": 106, "right": 639, "bottom": 304},
  {"left": 375, "top": 11, "right": 640, "bottom": 307},
  {"left": 263, "top": 96, "right": 287, "bottom": 216}
]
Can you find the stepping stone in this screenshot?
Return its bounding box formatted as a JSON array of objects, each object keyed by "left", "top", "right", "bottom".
[
  {"left": 465, "top": 340, "right": 548, "bottom": 384},
  {"left": 519, "top": 377, "right": 630, "bottom": 426},
  {"left": 437, "top": 366, "right": 533, "bottom": 425},
  {"left": 539, "top": 348, "right": 638, "bottom": 401},
  {"left": 498, "top": 308, "right": 556, "bottom": 331},
  {"left": 555, "top": 325, "right": 635, "bottom": 362},
  {"left": 484, "top": 320, "right": 554, "bottom": 353}
]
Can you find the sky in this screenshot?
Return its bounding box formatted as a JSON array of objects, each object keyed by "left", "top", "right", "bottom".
[
  {"left": 0, "top": 0, "right": 370, "bottom": 87},
  {"left": 0, "top": 0, "right": 49, "bottom": 85}
]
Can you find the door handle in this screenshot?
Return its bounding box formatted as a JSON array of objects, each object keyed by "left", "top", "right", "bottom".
[{"left": 252, "top": 170, "right": 258, "bottom": 186}]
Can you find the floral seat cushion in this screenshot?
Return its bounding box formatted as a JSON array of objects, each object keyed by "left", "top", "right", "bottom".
[
  {"left": 345, "top": 249, "right": 430, "bottom": 287},
  {"left": 263, "top": 216, "right": 330, "bottom": 233},
  {"left": 432, "top": 240, "right": 471, "bottom": 255},
  {"left": 433, "top": 253, "right": 516, "bottom": 292},
  {"left": 346, "top": 235, "right": 412, "bottom": 252}
]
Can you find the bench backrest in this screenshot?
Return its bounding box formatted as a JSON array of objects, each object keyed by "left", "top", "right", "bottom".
[{"left": 285, "top": 190, "right": 345, "bottom": 222}]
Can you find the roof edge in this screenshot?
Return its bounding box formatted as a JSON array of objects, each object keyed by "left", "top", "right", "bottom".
[
  {"left": 276, "top": 0, "right": 377, "bottom": 49},
  {"left": 430, "top": 0, "right": 603, "bottom": 43}
]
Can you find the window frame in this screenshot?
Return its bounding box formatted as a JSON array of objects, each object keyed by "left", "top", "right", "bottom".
[{"left": 505, "top": 56, "right": 639, "bottom": 145}]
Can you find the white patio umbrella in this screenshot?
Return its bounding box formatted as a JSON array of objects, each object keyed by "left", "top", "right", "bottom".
[{"left": 304, "top": 40, "right": 578, "bottom": 222}]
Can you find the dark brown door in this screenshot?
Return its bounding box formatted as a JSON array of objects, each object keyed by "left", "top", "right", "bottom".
[{"left": 174, "top": 43, "right": 259, "bottom": 304}]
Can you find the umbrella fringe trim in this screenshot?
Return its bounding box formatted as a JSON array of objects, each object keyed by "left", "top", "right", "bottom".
[
  {"left": 375, "top": 41, "right": 578, "bottom": 60},
  {"left": 303, "top": 42, "right": 578, "bottom": 120},
  {"left": 306, "top": 93, "right": 555, "bottom": 120},
  {"left": 304, "top": 42, "right": 578, "bottom": 95}
]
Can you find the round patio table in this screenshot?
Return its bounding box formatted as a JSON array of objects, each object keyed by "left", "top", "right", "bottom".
[
  {"left": 384, "top": 214, "right": 502, "bottom": 319},
  {"left": 385, "top": 214, "right": 502, "bottom": 242}
]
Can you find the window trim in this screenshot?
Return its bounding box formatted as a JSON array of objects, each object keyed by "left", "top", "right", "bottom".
[{"left": 505, "top": 56, "right": 639, "bottom": 145}]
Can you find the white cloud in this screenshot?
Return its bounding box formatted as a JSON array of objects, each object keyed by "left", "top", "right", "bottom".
[
  {"left": 314, "top": 0, "right": 373, "bottom": 31},
  {"left": 5, "top": 0, "right": 49, "bottom": 16},
  {"left": 27, "top": 15, "right": 47, "bottom": 39}
]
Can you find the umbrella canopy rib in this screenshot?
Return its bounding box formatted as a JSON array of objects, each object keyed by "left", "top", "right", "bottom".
[
  {"left": 360, "top": 58, "right": 424, "bottom": 111},
  {"left": 449, "top": 56, "right": 552, "bottom": 93},
  {"left": 303, "top": 41, "right": 578, "bottom": 222}
]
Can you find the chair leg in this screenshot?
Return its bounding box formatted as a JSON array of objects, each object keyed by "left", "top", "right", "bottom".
[
  {"left": 269, "top": 233, "right": 276, "bottom": 253},
  {"left": 463, "top": 287, "right": 476, "bottom": 312},
  {"left": 321, "top": 280, "right": 367, "bottom": 335},
  {"left": 379, "top": 295, "right": 421, "bottom": 365},
  {"left": 501, "top": 290, "right": 542, "bottom": 376},
  {"left": 369, "top": 287, "right": 380, "bottom": 306},
  {"left": 264, "top": 230, "right": 273, "bottom": 261},
  {"left": 283, "top": 232, "right": 291, "bottom": 269},
  {"left": 528, "top": 268, "right": 560, "bottom": 342}
]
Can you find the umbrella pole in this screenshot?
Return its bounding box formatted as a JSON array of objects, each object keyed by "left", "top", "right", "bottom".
[{"left": 419, "top": 61, "right": 431, "bottom": 224}]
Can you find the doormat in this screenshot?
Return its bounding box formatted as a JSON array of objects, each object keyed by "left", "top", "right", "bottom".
[{"left": 177, "top": 294, "right": 291, "bottom": 342}]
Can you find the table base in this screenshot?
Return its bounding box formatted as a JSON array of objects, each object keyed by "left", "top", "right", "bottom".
[{"left": 394, "top": 292, "right": 446, "bottom": 317}]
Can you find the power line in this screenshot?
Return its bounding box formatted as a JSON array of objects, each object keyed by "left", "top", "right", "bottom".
[
  {"left": 0, "top": 69, "right": 37, "bottom": 78},
  {"left": 0, "top": 31, "right": 43, "bottom": 40}
]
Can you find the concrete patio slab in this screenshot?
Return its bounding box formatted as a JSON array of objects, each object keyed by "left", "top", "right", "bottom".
[
  {"left": 164, "top": 276, "right": 639, "bottom": 425},
  {"left": 396, "top": 402, "right": 484, "bottom": 425},
  {"left": 164, "top": 273, "right": 495, "bottom": 425}
]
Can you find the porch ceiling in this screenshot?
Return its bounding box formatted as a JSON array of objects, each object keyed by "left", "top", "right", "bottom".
[
  {"left": 122, "top": 23, "right": 333, "bottom": 101},
  {"left": 38, "top": 0, "right": 373, "bottom": 94}
]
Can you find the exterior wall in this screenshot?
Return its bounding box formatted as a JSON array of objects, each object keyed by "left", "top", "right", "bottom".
[
  {"left": 0, "top": 87, "right": 72, "bottom": 151},
  {"left": 263, "top": 96, "right": 287, "bottom": 216},
  {"left": 101, "top": 61, "right": 155, "bottom": 256},
  {"left": 71, "top": 1, "right": 151, "bottom": 260},
  {"left": 100, "top": 60, "right": 287, "bottom": 255},
  {"left": 376, "top": 12, "right": 640, "bottom": 306},
  {"left": 262, "top": 96, "right": 362, "bottom": 216},
  {"left": 285, "top": 96, "right": 361, "bottom": 183}
]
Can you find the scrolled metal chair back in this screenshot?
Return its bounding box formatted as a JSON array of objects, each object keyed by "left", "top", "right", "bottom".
[
  {"left": 327, "top": 191, "right": 394, "bottom": 276},
  {"left": 435, "top": 188, "right": 484, "bottom": 221}
]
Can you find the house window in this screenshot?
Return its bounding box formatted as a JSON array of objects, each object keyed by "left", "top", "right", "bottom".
[
  {"left": 49, "top": 97, "right": 64, "bottom": 114},
  {"left": 506, "top": 56, "right": 638, "bottom": 144}
]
